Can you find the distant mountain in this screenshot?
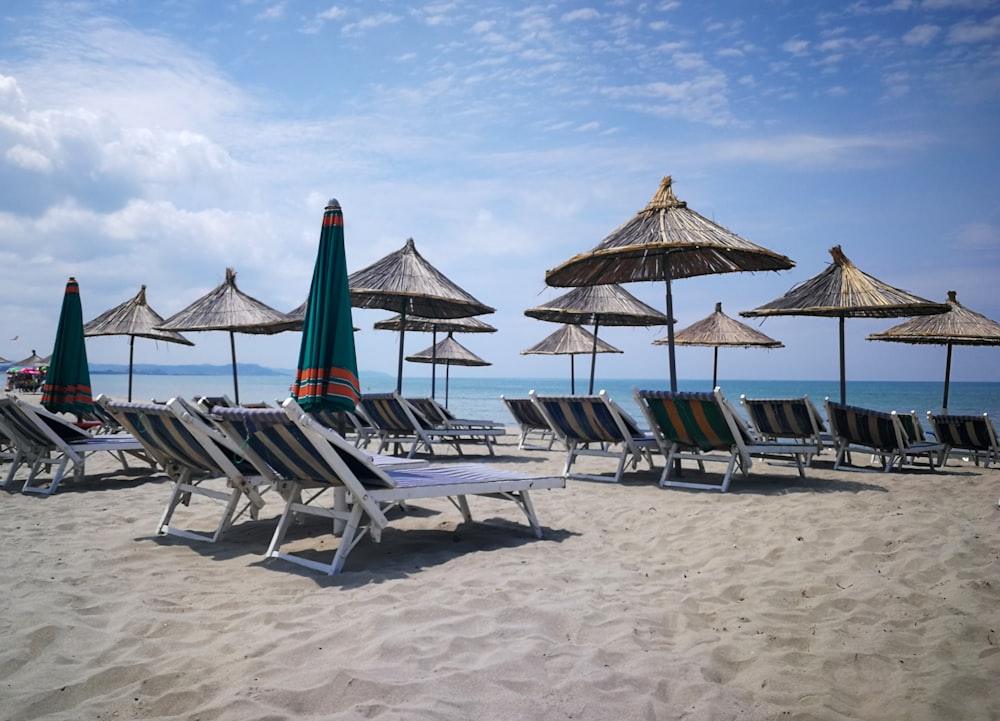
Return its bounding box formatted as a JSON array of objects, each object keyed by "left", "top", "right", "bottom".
[{"left": 89, "top": 363, "right": 394, "bottom": 381}]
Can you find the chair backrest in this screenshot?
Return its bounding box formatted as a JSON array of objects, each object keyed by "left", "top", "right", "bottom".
[
  {"left": 502, "top": 396, "right": 549, "bottom": 431},
  {"left": 406, "top": 398, "right": 450, "bottom": 425},
  {"left": 358, "top": 392, "right": 428, "bottom": 433},
  {"left": 926, "top": 412, "right": 998, "bottom": 450},
  {"left": 0, "top": 396, "right": 58, "bottom": 449},
  {"left": 634, "top": 389, "right": 741, "bottom": 451},
  {"left": 739, "top": 396, "right": 826, "bottom": 439},
  {"left": 824, "top": 400, "right": 904, "bottom": 452},
  {"left": 530, "top": 392, "right": 639, "bottom": 444},
  {"left": 209, "top": 403, "right": 393, "bottom": 491},
  {"left": 895, "top": 411, "right": 927, "bottom": 443}
]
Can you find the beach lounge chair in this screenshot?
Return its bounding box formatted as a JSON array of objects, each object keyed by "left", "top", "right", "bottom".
[
  {"left": 208, "top": 399, "right": 565, "bottom": 575},
  {"left": 633, "top": 387, "right": 815, "bottom": 492},
  {"left": 529, "top": 390, "right": 658, "bottom": 482},
  {"left": 501, "top": 395, "right": 556, "bottom": 451},
  {"left": 739, "top": 395, "right": 830, "bottom": 458},
  {"left": 97, "top": 395, "right": 271, "bottom": 542},
  {"left": 824, "top": 399, "right": 944, "bottom": 472},
  {"left": 406, "top": 397, "right": 506, "bottom": 451},
  {"left": 0, "top": 394, "right": 153, "bottom": 495},
  {"left": 359, "top": 392, "right": 504, "bottom": 458},
  {"left": 926, "top": 412, "right": 999, "bottom": 468}
]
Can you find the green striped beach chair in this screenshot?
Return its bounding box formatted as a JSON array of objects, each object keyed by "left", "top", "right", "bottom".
[
  {"left": 208, "top": 399, "right": 564, "bottom": 575},
  {"left": 926, "top": 412, "right": 999, "bottom": 468},
  {"left": 824, "top": 400, "right": 943, "bottom": 472},
  {"left": 529, "top": 390, "right": 657, "bottom": 483},
  {"left": 634, "top": 387, "right": 814, "bottom": 492}
]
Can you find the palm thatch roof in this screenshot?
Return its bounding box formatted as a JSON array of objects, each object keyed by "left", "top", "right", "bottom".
[
  {"left": 659, "top": 302, "right": 783, "bottom": 348},
  {"left": 374, "top": 313, "right": 497, "bottom": 334},
  {"left": 11, "top": 351, "right": 49, "bottom": 368},
  {"left": 545, "top": 176, "right": 795, "bottom": 287},
  {"left": 866, "top": 291, "right": 1000, "bottom": 345},
  {"left": 157, "top": 268, "right": 297, "bottom": 334},
  {"left": 741, "top": 246, "right": 950, "bottom": 320},
  {"left": 84, "top": 285, "right": 194, "bottom": 345},
  {"left": 349, "top": 238, "right": 494, "bottom": 319},
  {"left": 406, "top": 335, "right": 491, "bottom": 367},
  {"left": 525, "top": 284, "right": 670, "bottom": 326},
  {"left": 521, "top": 324, "right": 623, "bottom": 356}
]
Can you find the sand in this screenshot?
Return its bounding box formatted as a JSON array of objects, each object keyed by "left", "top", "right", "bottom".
[{"left": 1, "top": 410, "right": 999, "bottom": 720}]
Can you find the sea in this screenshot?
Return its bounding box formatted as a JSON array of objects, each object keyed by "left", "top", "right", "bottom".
[{"left": 85, "top": 373, "right": 1000, "bottom": 427}]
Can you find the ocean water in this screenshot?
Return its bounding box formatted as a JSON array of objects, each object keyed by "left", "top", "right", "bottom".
[{"left": 87, "top": 373, "right": 1000, "bottom": 427}]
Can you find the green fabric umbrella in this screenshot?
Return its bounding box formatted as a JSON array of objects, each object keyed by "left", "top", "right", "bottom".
[
  {"left": 291, "top": 199, "right": 361, "bottom": 413},
  {"left": 42, "top": 277, "right": 94, "bottom": 416}
]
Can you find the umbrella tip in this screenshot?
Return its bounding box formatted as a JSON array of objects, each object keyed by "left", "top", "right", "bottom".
[
  {"left": 715, "top": 301, "right": 723, "bottom": 312},
  {"left": 947, "top": 290, "right": 957, "bottom": 303},
  {"left": 828, "top": 245, "right": 851, "bottom": 266},
  {"left": 326, "top": 198, "right": 340, "bottom": 209}
]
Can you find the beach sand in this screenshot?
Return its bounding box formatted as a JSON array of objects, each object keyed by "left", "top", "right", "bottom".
[{"left": 1, "top": 415, "right": 999, "bottom": 720}]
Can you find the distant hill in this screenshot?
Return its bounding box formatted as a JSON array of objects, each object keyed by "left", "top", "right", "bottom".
[{"left": 89, "top": 363, "right": 393, "bottom": 381}]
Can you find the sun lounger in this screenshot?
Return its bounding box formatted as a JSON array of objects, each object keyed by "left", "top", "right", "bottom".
[
  {"left": 359, "top": 392, "right": 504, "bottom": 458},
  {"left": 0, "top": 394, "right": 153, "bottom": 494},
  {"left": 633, "top": 387, "right": 815, "bottom": 492},
  {"left": 207, "top": 399, "right": 565, "bottom": 574},
  {"left": 529, "top": 390, "right": 658, "bottom": 482},
  {"left": 739, "top": 395, "right": 830, "bottom": 458},
  {"left": 97, "top": 395, "right": 272, "bottom": 542},
  {"left": 926, "top": 412, "right": 999, "bottom": 468},
  {"left": 501, "top": 395, "right": 557, "bottom": 451},
  {"left": 824, "top": 399, "right": 944, "bottom": 472},
  {"left": 406, "top": 396, "right": 507, "bottom": 450}
]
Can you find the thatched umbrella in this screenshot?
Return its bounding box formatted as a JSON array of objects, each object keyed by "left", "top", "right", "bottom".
[
  {"left": 655, "top": 301, "right": 783, "bottom": 389},
  {"left": 406, "top": 333, "right": 490, "bottom": 407},
  {"left": 156, "top": 267, "right": 297, "bottom": 404},
  {"left": 867, "top": 290, "right": 1000, "bottom": 410},
  {"left": 525, "top": 284, "right": 669, "bottom": 394},
  {"left": 11, "top": 351, "right": 49, "bottom": 368},
  {"left": 348, "top": 237, "right": 495, "bottom": 393},
  {"left": 545, "top": 175, "right": 794, "bottom": 391},
  {"left": 741, "top": 245, "right": 949, "bottom": 404},
  {"left": 84, "top": 285, "right": 194, "bottom": 401},
  {"left": 521, "top": 323, "right": 622, "bottom": 394},
  {"left": 375, "top": 313, "right": 497, "bottom": 400}
]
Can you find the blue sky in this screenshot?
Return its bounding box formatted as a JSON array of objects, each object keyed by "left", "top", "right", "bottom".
[{"left": 1, "top": 0, "right": 999, "bottom": 384}]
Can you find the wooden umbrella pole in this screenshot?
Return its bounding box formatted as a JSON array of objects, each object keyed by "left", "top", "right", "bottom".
[
  {"left": 588, "top": 319, "right": 600, "bottom": 394},
  {"left": 839, "top": 316, "right": 846, "bottom": 405},
  {"left": 943, "top": 342, "right": 953, "bottom": 411},
  {"left": 229, "top": 330, "right": 240, "bottom": 405},
  {"left": 570, "top": 355, "right": 576, "bottom": 395},
  {"left": 664, "top": 269, "right": 678, "bottom": 392},
  {"left": 430, "top": 327, "right": 438, "bottom": 399},
  {"left": 396, "top": 308, "right": 406, "bottom": 394},
  {"left": 128, "top": 335, "right": 135, "bottom": 402},
  {"left": 712, "top": 346, "right": 719, "bottom": 390},
  {"left": 445, "top": 362, "right": 451, "bottom": 407}
]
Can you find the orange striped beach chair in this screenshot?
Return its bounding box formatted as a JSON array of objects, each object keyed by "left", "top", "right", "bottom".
[{"left": 634, "top": 387, "right": 815, "bottom": 492}]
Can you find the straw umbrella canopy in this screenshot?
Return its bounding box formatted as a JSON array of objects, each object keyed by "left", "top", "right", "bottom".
[
  {"left": 156, "top": 267, "right": 297, "bottom": 404},
  {"left": 374, "top": 313, "right": 497, "bottom": 400},
  {"left": 545, "top": 175, "right": 795, "bottom": 391},
  {"left": 41, "top": 277, "right": 93, "bottom": 416},
  {"left": 84, "top": 285, "right": 194, "bottom": 401},
  {"left": 405, "top": 333, "right": 490, "bottom": 407},
  {"left": 521, "top": 323, "right": 622, "bottom": 394},
  {"left": 655, "top": 301, "right": 783, "bottom": 389},
  {"left": 525, "top": 283, "right": 669, "bottom": 394},
  {"left": 11, "top": 351, "right": 49, "bottom": 368},
  {"left": 866, "top": 290, "right": 1000, "bottom": 410},
  {"left": 741, "top": 245, "right": 950, "bottom": 404},
  {"left": 348, "top": 237, "right": 495, "bottom": 393}
]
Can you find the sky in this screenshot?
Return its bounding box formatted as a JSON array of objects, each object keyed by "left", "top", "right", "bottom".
[{"left": 1, "top": 0, "right": 999, "bottom": 385}]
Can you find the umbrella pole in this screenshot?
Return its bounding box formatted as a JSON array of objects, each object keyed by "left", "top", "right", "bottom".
[
  {"left": 445, "top": 362, "right": 450, "bottom": 407},
  {"left": 396, "top": 309, "right": 406, "bottom": 394},
  {"left": 589, "top": 320, "right": 600, "bottom": 394},
  {"left": 229, "top": 330, "right": 240, "bottom": 405},
  {"left": 128, "top": 335, "right": 135, "bottom": 402},
  {"left": 570, "top": 356, "right": 575, "bottom": 394},
  {"left": 664, "top": 270, "right": 678, "bottom": 392},
  {"left": 431, "top": 327, "right": 438, "bottom": 400},
  {"left": 712, "top": 347, "right": 718, "bottom": 390},
  {"left": 943, "top": 342, "right": 953, "bottom": 411},
  {"left": 839, "top": 316, "right": 846, "bottom": 405}
]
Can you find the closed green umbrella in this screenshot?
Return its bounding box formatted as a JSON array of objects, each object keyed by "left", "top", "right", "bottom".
[
  {"left": 291, "top": 199, "right": 361, "bottom": 413},
  {"left": 42, "top": 277, "right": 94, "bottom": 416}
]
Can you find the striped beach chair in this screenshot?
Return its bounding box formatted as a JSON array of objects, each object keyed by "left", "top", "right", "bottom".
[
  {"left": 208, "top": 399, "right": 565, "bottom": 575},
  {"left": 98, "top": 395, "right": 271, "bottom": 542},
  {"left": 739, "top": 395, "right": 829, "bottom": 458},
  {"left": 824, "top": 400, "right": 943, "bottom": 472},
  {"left": 634, "top": 387, "right": 814, "bottom": 492},
  {"left": 926, "top": 412, "right": 999, "bottom": 468},
  {"left": 501, "top": 395, "right": 556, "bottom": 451},
  {"left": 529, "top": 390, "right": 657, "bottom": 482}
]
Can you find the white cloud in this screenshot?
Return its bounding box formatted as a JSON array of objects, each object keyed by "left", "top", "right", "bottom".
[
  {"left": 947, "top": 15, "right": 1000, "bottom": 43},
  {"left": 343, "top": 12, "right": 402, "bottom": 36},
  {"left": 255, "top": 3, "right": 286, "bottom": 21},
  {"left": 902, "top": 24, "right": 941, "bottom": 45},
  {"left": 710, "top": 132, "right": 934, "bottom": 168},
  {"left": 6, "top": 144, "right": 51, "bottom": 172},
  {"left": 782, "top": 39, "right": 810, "bottom": 55},
  {"left": 563, "top": 8, "right": 599, "bottom": 22}
]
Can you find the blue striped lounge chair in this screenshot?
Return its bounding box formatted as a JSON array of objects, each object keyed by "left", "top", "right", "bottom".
[
  {"left": 739, "top": 395, "right": 830, "bottom": 459},
  {"left": 926, "top": 412, "right": 999, "bottom": 468},
  {"left": 633, "top": 387, "right": 815, "bottom": 492},
  {"left": 97, "top": 395, "right": 272, "bottom": 542},
  {"left": 529, "top": 390, "right": 658, "bottom": 482},
  {"left": 406, "top": 397, "right": 507, "bottom": 450},
  {"left": 824, "top": 399, "right": 944, "bottom": 472},
  {"left": 207, "top": 399, "right": 565, "bottom": 575},
  {"left": 501, "top": 395, "right": 556, "bottom": 451},
  {"left": 0, "top": 394, "right": 153, "bottom": 495}
]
